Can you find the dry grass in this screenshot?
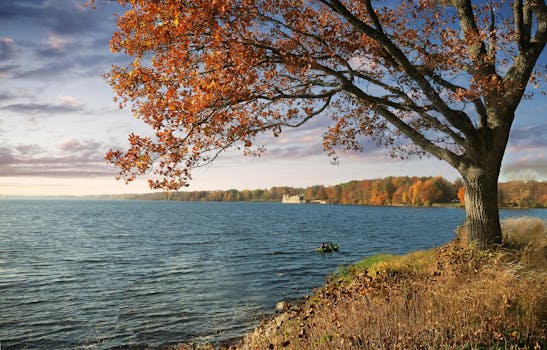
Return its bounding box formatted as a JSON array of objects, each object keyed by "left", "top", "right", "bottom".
[
  {"left": 501, "top": 217, "right": 547, "bottom": 269},
  {"left": 229, "top": 217, "right": 546, "bottom": 350}
]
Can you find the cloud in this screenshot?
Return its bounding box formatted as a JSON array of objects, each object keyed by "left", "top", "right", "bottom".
[
  {"left": 1, "top": 95, "right": 85, "bottom": 115},
  {"left": 8, "top": 41, "right": 107, "bottom": 80},
  {"left": 57, "top": 95, "right": 84, "bottom": 108},
  {"left": 12, "top": 60, "right": 77, "bottom": 80},
  {"left": 510, "top": 123, "right": 547, "bottom": 139},
  {"left": 502, "top": 157, "right": 547, "bottom": 180},
  {"left": 0, "top": 91, "right": 20, "bottom": 101},
  {"left": 58, "top": 139, "right": 102, "bottom": 155},
  {"left": 0, "top": 147, "right": 16, "bottom": 164},
  {"left": 48, "top": 34, "right": 67, "bottom": 49},
  {"left": 0, "top": 0, "right": 115, "bottom": 35},
  {"left": 0, "top": 64, "right": 18, "bottom": 77},
  {"left": 9, "top": 42, "right": 127, "bottom": 81},
  {"left": 0, "top": 37, "right": 16, "bottom": 61},
  {"left": 508, "top": 123, "right": 547, "bottom": 150},
  {"left": 2, "top": 102, "right": 81, "bottom": 115},
  {"left": 266, "top": 143, "right": 326, "bottom": 159},
  {"left": 348, "top": 55, "right": 380, "bottom": 72},
  {"left": 15, "top": 144, "right": 45, "bottom": 155},
  {"left": 0, "top": 0, "right": 128, "bottom": 82},
  {"left": 0, "top": 140, "right": 114, "bottom": 178},
  {"left": 503, "top": 123, "right": 547, "bottom": 180}
]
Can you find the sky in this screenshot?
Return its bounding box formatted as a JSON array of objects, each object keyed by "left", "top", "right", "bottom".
[{"left": 0, "top": 0, "right": 545, "bottom": 196}]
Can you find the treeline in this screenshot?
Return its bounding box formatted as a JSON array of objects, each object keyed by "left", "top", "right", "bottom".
[
  {"left": 126, "top": 176, "right": 547, "bottom": 208},
  {"left": 498, "top": 181, "right": 547, "bottom": 208}
]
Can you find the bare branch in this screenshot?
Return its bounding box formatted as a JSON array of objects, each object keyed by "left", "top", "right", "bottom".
[
  {"left": 451, "top": 0, "right": 498, "bottom": 89},
  {"left": 364, "top": 0, "right": 383, "bottom": 32},
  {"left": 503, "top": 0, "right": 546, "bottom": 111},
  {"left": 255, "top": 87, "right": 341, "bottom": 102},
  {"left": 314, "top": 61, "right": 463, "bottom": 166},
  {"left": 420, "top": 68, "right": 466, "bottom": 93},
  {"left": 514, "top": 0, "right": 526, "bottom": 50},
  {"left": 531, "top": 0, "right": 547, "bottom": 45},
  {"left": 284, "top": 96, "right": 333, "bottom": 128},
  {"left": 345, "top": 69, "right": 464, "bottom": 145},
  {"left": 488, "top": 5, "right": 497, "bottom": 60},
  {"left": 321, "top": 0, "right": 479, "bottom": 140}
]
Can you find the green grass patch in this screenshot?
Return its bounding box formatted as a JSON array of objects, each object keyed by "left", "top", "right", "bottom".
[
  {"left": 329, "top": 253, "right": 398, "bottom": 284},
  {"left": 352, "top": 253, "right": 398, "bottom": 271},
  {"left": 329, "top": 250, "right": 437, "bottom": 284},
  {"left": 377, "top": 249, "right": 437, "bottom": 276}
]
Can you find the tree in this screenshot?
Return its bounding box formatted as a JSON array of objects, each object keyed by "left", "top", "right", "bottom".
[
  {"left": 457, "top": 186, "right": 466, "bottom": 205},
  {"left": 103, "top": 0, "right": 546, "bottom": 248}
]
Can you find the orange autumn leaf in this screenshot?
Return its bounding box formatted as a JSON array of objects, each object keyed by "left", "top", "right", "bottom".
[{"left": 457, "top": 186, "right": 466, "bottom": 205}]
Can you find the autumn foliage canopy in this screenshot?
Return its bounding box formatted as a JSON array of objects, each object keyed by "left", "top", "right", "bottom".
[
  {"left": 104, "top": 0, "right": 546, "bottom": 190},
  {"left": 102, "top": 0, "right": 545, "bottom": 246}
]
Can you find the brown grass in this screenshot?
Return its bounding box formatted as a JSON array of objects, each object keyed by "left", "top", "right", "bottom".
[
  {"left": 501, "top": 217, "right": 547, "bottom": 269},
  {"left": 176, "top": 217, "right": 547, "bottom": 350},
  {"left": 235, "top": 218, "right": 546, "bottom": 349}
]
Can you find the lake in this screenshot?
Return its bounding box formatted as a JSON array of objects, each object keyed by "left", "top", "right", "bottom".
[{"left": 1, "top": 200, "right": 545, "bottom": 349}]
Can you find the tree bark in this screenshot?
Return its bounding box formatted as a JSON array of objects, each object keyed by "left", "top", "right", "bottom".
[{"left": 462, "top": 167, "right": 503, "bottom": 248}]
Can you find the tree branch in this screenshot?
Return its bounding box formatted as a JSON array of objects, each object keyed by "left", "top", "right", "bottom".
[
  {"left": 314, "top": 61, "right": 463, "bottom": 166},
  {"left": 255, "top": 87, "right": 341, "bottom": 102},
  {"left": 451, "top": 0, "right": 487, "bottom": 56},
  {"left": 364, "top": 0, "right": 383, "bottom": 32},
  {"left": 283, "top": 96, "right": 333, "bottom": 128},
  {"left": 320, "top": 0, "right": 479, "bottom": 140},
  {"left": 503, "top": 0, "right": 546, "bottom": 111},
  {"left": 344, "top": 69, "right": 465, "bottom": 146},
  {"left": 488, "top": 5, "right": 497, "bottom": 60},
  {"left": 513, "top": 0, "right": 533, "bottom": 50}
]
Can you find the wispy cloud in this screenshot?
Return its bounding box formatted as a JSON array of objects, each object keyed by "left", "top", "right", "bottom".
[
  {"left": 57, "top": 138, "right": 102, "bottom": 155},
  {"left": 0, "top": 147, "right": 16, "bottom": 164},
  {"left": 0, "top": 91, "right": 21, "bottom": 101},
  {"left": 2, "top": 102, "right": 77, "bottom": 114},
  {"left": 57, "top": 95, "right": 84, "bottom": 109},
  {"left": 48, "top": 34, "right": 67, "bottom": 49},
  {"left": 502, "top": 157, "right": 547, "bottom": 179},
  {"left": 0, "top": 0, "right": 126, "bottom": 83},
  {"left": 508, "top": 123, "right": 547, "bottom": 148},
  {"left": 0, "top": 140, "right": 114, "bottom": 178},
  {"left": 0, "top": 0, "right": 114, "bottom": 35},
  {"left": 0, "top": 64, "right": 18, "bottom": 78},
  {"left": 503, "top": 123, "right": 547, "bottom": 180},
  {"left": 266, "top": 143, "right": 326, "bottom": 159},
  {"left": 0, "top": 37, "right": 16, "bottom": 61},
  {"left": 2, "top": 95, "right": 85, "bottom": 115}
]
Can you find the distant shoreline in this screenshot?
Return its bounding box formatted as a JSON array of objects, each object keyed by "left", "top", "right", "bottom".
[
  {"left": 2, "top": 196, "right": 546, "bottom": 210},
  {"left": 2, "top": 176, "right": 545, "bottom": 208},
  {"left": 98, "top": 176, "right": 547, "bottom": 209}
]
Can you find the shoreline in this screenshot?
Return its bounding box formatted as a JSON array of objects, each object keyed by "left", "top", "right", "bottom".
[{"left": 174, "top": 218, "right": 546, "bottom": 350}]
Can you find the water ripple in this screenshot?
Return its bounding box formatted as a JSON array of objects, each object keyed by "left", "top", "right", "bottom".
[{"left": 1, "top": 200, "right": 544, "bottom": 349}]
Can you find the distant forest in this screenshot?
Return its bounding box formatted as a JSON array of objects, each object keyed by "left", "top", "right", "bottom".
[{"left": 121, "top": 176, "right": 547, "bottom": 208}]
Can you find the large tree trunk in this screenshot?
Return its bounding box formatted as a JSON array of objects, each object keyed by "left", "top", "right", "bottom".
[{"left": 462, "top": 167, "right": 502, "bottom": 248}]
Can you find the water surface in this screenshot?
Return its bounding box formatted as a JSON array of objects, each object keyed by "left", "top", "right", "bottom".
[{"left": 1, "top": 200, "right": 544, "bottom": 349}]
